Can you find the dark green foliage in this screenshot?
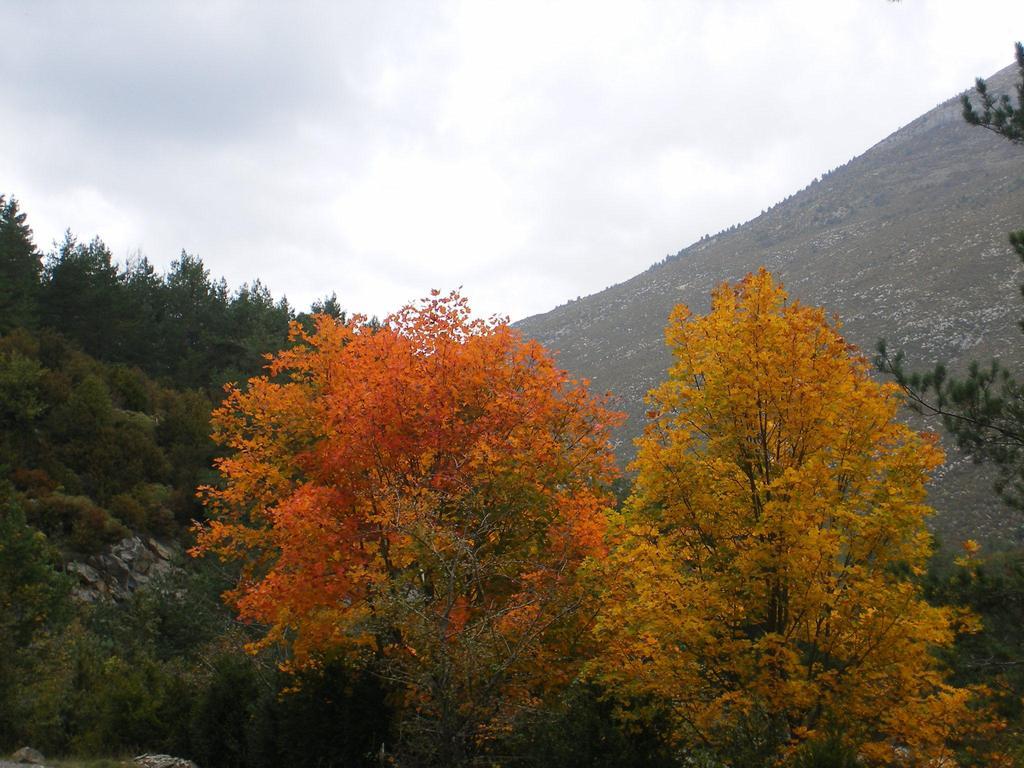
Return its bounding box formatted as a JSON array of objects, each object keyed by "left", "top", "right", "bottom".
[
  {"left": 962, "top": 42, "right": 1024, "bottom": 144},
  {"left": 3, "top": 554, "right": 237, "bottom": 756},
  {"left": 117, "top": 253, "right": 170, "bottom": 374},
  {"left": 928, "top": 550, "right": 1024, "bottom": 720},
  {"left": 245, "top": 660, "right": 392, "bottom": 768},
  {"left": 0, "top": 196, "right": 42, "bottom": 331},
  {"left": 0, "top": 195, "right": 355, "bottom": 398},
  {"left": 501, "top": 685, "right": 676, "bottom": 768},
  {"left": 35, "top": 242, "right": 285, "bottom": 391},
  {"left": 876, "top": 344, "right": 1024, "bottom": 508},
  {"left": 153, "top": 388, "right": 213, "bottom": 525},
  {"left": 921, "top": 548, "right": 1024, "bottom": 761},
  {"left": 107, "top": 363, "right": 153, "bottom": 411},
  {"left": 25, "top": 493, "right": 129, "bottom": 555},
  {"left": 310, "top": 291, "right": 346, "bottom": 320},
  {"left": 219, "top": 279, "right": 293, "bottom": 383},
  {"left": 107, "top": 491, "right": 173, "bottom": 535},
  {"left": 787, "top": 728, "right": 859, "bottom": 768},
  {"left": 157, "top": 252, "right": 228, "bottom": 386},
  {"left": 4, "top": 559, "right": 395, "bottom": 766},
  {"left": 0, "top": 348, "right": 46, "bottom": 466},
  {"left": 87, "top": 557, "right": 238, "bottom": 665},
  {"left": 66, "top": 645, "right": 195, "bottom": 757},
  {"left": 0, "top": 329, "right": 212, "bottom": 539},
  {"left": 0, "top": 493, "right": 71, "bottom": 647},
  {"left": 0, "top": 492, "right": 71, "bottom": 745},
  {"left": 0, "top": 196, "right": 307, "bottom": 392},
  {"left": 52, "top": 374, "right": 115, "bottom": 440},
  {"left": 189, "top": 655, "right": 261, "bottom": 768},
  {"left": 41, "top": 233, "right": 125, "bottom": 359}
]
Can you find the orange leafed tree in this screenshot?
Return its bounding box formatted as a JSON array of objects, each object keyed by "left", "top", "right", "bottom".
[
  {"left": 589, "top": 270, "right": 996, "bottom": 765},
  {"left": 193, "top": 291, "right": 621, "bottom": 764}
]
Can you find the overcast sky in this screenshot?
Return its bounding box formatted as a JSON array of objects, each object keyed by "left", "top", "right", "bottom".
[{"left": 2, "top": 1, "right": 1022, "bottom": 321}]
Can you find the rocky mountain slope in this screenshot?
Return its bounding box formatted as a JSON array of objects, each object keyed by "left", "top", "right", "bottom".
[{"left": 517, "top": 63, "right": 1024, "bottom": 545}]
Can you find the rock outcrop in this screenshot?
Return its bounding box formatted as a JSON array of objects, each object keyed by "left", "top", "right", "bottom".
[{"left": 69, "top": 535, "right": 180, "bottom": 602}]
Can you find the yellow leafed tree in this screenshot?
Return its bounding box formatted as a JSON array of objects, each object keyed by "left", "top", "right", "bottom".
[{"left": 590, "top": 269, "right": 996, "bottom": 765}]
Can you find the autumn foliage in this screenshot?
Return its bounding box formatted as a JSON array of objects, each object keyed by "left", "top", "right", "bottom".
[
  {"left": 193, "top": 291, "right": 621, "bottom": 762},
  {"left": 589, "top": 270, "right": 995, "bottom": 764},
  {"left": 194, "top": 277, "right": 1003, "bottom": 766}
]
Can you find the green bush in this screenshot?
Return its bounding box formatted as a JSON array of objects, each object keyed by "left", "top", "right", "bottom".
[
  {"left": 788, "top": 729, "right": 859, "bottom": 768},
  {"left": 500, "top": 684, "right": 676, "bottom": 768},
  {"left": 189, "top": 655, "right": 260, "bottom": 768},
  {"left": 248, "top": 660, "right": 392, "bottom": 768},
  {"left": 26, "top": 493, "right": 128, "bottom": 554},
  {"left": 70, "top": 503, "right": 129, "bottom": 554},
  {"left": 106, "top": 364, "right": 152, "bottom": 412},
  {"left": 107, "top": 494, "right": 147, "bottom": 531},
  {"left": 11, "top": 466, "right": 57, "bottom": 496},
  {"left": 69, "top": 653, "right": 193, "bottom": 757},
  {"left": 0, "top": 496, "right": 71, "bottom": 749}
]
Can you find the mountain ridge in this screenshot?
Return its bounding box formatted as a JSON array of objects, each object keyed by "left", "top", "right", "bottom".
[{"left": 517, "top": 62, "right": 1024, "bottom": 544}]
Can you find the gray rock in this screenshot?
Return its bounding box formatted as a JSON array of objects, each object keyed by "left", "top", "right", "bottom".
[
  {"left": 112, "top": 536, "right": 147, "bottom": 564},
  {"left": 67, "top": 561, "right": 102, "bottom": 585},
  {"left": 68, "top": 535, "right": 182, "bottom": 604},
  {"left": 71, "top": 586, "right": 99, "bottom": 603},
  {"left": 11, "top": 746, "right": 45, "bottom": 764},
  {"left": 148, "top": 537, "right": 175, "bottom": 561},
  {"left": 134, "top": 754, "right": 199, "bottom": 768},
  {"left": 135, "top": 552, "right": 153, "bottom": 575}
]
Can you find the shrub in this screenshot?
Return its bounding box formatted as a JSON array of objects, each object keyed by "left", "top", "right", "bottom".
[{"left": 26, "top": 493, "right": 128, "bottom": 554}]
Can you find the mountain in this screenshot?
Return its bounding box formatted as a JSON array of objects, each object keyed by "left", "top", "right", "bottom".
[{"left": 517, "top": 63, "right": 1024, "bottom": 545}]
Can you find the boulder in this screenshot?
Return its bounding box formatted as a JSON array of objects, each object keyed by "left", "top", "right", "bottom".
[
  {"left": 11, "top": 746, "right": 46, "bottom": 764},
  {"left": 148, "top": 537, "right": 175, "bottom": 561},
  {"left": 112, "top": 536, "right": 148, "bottom": 565}
]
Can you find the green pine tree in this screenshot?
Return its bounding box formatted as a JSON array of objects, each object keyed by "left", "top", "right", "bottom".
[
  {"left": 0, "top": 196, "right": 42, "bottom": 331},
  {"left": 962, "top": 42, "right": 1024, "bottom": 145},
  {"left": 40, "top": 232, "right": 125, "bottom": 358}
]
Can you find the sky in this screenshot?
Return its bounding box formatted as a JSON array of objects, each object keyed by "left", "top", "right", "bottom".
[{"left": 1, "top": 1, "right": 1022, "bottom": 322}]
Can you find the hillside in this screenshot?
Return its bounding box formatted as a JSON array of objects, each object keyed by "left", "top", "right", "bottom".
[{"left": 517, "top": 63, "right": 1024, "bottom": 544}]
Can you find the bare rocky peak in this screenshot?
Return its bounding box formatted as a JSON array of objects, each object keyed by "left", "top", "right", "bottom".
[{"left": 516, "top": 63, "right": 1024, "bottom": 545}]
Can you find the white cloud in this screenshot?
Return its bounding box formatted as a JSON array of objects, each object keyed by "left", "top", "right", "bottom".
[{"left": 1, "top": 0, "right": 1022, "bottom": 320}]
